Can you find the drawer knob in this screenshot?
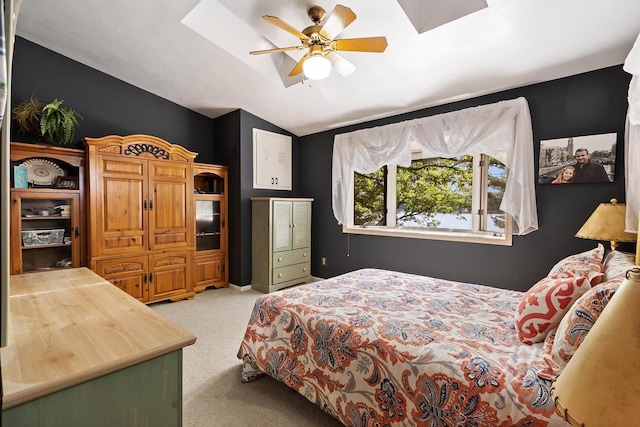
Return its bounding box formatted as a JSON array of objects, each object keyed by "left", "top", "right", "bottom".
[
  {"left": 303, "top": 267, "right": 307, "bottom": 272},
  {"left": 278, "top": 257, "right": 283, "bottom": 262},
  {"left": 303, "top": 252, "right": 307, "bottom": 257},
  {"left": 278, "top": 273, "right": 282, "bottom": 278}
]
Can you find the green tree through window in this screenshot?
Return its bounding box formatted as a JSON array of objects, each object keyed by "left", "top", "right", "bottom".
[
  {"left": 354, "top": 167, "right": 386, "bottom": 226},
  {"left": 353, "top": 154, "right": 508, "bottom": 240},
  {"left": 397, "top": 156, "right": 473, "bottom": 228}
]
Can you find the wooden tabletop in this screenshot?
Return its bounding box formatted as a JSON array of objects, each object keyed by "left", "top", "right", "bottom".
[{"left": 1, "top": 268, "right": 197, "bottom": 410}]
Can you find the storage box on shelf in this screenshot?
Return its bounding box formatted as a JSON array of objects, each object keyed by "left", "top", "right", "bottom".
[{"left": 21, "top": 228, "right": 65, "bottom": 246}]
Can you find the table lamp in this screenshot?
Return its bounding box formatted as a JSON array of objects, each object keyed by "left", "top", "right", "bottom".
[
  {"left": 551, "top": 267, "right": 640, "bottom": 426},
  {"left": 575, "top": 199, "right": 637, "bottom": 251}
]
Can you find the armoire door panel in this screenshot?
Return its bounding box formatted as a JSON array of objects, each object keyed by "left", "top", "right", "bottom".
[
  {"left": 10, "top": 191, "right": 82, "bottom": 274},
  {"left": 149, "top": 168, "right": 190, "bottom": 250},
  {"left": 96, "top": 156, "right": 148, "bottom": 256},
  {"left": 149, "top": 251, "right": 190, "bottom": 300},
  {"left": 95, "top": 256, "right": 148, "bottom": 302},
  {"left": 150, "top": 163, "right": 188, "bottom": 179},
  {"left": 100, "top": 177, "right": 146, "bottom": 253},
  {"left": 292, "top": 202, "right": 311, "bottom": 249},
  {"left": 194, "top": 254, "right": 224, "bottom": 290},
  {"left": 151, "top": 182, "right": 187, "bottom": 229},
  {"left": 103, "top": 178, "right": 144, "bottom": 231},
  {"left": 102, "top": 158, "right": 145, "bottom": 176},
  {"left": 272, "top": 201, "right": 292, "bottom": 253}
]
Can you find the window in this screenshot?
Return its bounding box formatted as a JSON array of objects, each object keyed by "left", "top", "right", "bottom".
[
  {"left": 349, "top": 153, "right": 512, "bottom": 245},
  {"left": 333, "top": 97, "right": 537, "bottom": 237}
]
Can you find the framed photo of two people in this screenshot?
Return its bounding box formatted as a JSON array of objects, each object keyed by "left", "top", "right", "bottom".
[{"left": 538, "top": 132, "right": 616, "bottom": 184}]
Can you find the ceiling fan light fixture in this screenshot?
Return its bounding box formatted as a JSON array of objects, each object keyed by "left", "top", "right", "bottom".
[
  {"left": 251, "top": 4, "right": 387, "bottom": 81},
  {"left": 303, "top": 54, "right": 331, "bottom": 80}
]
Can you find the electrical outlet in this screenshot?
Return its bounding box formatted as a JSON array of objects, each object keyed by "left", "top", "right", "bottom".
[{"left": 321, "top": 256, "right": 327, "bottom": 267}]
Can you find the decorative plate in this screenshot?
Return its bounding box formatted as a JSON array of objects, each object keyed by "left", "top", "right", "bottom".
[{"left": 19, "top": 159, "right": 64, "bottom": 186}]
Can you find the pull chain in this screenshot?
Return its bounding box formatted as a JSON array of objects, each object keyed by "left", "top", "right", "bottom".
[{"left": 346, "top": 233, "right": 350, "bottom": 257}]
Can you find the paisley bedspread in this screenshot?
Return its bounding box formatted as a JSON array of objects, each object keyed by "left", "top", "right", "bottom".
[{"left": 237, "top": 268, "right": 569, "bottom": 426}]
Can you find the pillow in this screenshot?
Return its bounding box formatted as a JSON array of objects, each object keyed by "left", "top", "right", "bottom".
[
  {"left": 537, "top": 278, "right": 623, "bottom": 380},
  {"left": 547, "top": 244, "right": 605, "bottom": 286},
  {"left": 603, "top": 250, "right": 635, "bottom": 282},
  {"left": 515, "top": 272, "right": 591, "bottom": 344}
]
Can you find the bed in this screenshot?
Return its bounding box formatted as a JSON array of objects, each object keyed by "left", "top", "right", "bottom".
[{"left": 237, "top": 246, "right": 635, "bottom": 426}]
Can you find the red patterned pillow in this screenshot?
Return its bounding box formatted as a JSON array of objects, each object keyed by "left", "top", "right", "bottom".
[
  {"left": 547, "top": 244, "right": 605, "bottom": 286},
  {"left": 537, "top": 278, "right": 623, "bottom": 380},
  {"left": 514, "top": 272, "right": 590, "bottom": 344}
]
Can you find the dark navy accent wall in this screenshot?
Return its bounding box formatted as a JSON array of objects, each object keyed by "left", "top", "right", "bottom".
[
  {"left": 299, "top": 65, "right": 633, "bottom": 291},
  {"left": 12, "top": 37, "right": 214, "bottom": 161},
  {"left": 213, "top": 110, "right": 300, "bottom": 286},
  {"left": 213, "top": 111, "right": 242, "bottom": 284}
]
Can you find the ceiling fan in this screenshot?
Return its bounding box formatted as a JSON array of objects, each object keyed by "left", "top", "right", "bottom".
[{"left": 249, "top": 4, "right": 388, "bottom": 81}]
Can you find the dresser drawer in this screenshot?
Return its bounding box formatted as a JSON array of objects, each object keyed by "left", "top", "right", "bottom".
[
  {"left": 273, "top": 262, "right": 310, "bottom": 285},
  {"left": 272, "top": 248, "right": 309, "bottom": 268}
]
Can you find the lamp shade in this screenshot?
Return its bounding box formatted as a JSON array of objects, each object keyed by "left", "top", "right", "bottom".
[
  {"left": 575, "top": 199, "right": 637, "bottom": 251},
  {"left": 552, "top": 268, "right": 640, "bottom": 426},
  {"left": 303, "top": 54, "right": 331, "bottom": 80}
]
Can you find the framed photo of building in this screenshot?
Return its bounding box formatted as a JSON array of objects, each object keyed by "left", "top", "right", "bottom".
[
  {"left": 54, "top": 176, "right": 79, "bottom": 190},
  {"left": 538, "top": 133, "right": 617, "bottom": 184}
]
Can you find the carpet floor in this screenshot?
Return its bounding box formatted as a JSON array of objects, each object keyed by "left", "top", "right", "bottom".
[{"left": 152, "top": 286, "right": 344, "bottom": 427}]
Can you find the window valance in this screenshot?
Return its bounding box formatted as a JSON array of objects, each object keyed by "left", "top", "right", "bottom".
[{"left": 332, "top": 97, "right": 538, "bottom": 235}]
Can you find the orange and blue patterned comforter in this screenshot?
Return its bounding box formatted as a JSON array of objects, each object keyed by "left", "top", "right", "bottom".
[{"left": 238, "top": 269, "right": 569, "bottom": 426}]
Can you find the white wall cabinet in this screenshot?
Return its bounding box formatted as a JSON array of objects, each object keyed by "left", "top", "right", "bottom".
[
  {"left": 253, "top": 128, "right": 292, "bottom": 190},
  {"left": 251, "top": 197, "right": 313, "bottom": 293}
]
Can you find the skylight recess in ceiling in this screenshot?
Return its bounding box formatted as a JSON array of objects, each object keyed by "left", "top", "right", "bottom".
[{"left": 396, "top": 0, "right": 488, "bottom": 34}]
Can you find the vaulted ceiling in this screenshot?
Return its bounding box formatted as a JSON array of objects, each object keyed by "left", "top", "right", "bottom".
[{"left": 15, "top": 0, "right": 640, "bottom": 136}]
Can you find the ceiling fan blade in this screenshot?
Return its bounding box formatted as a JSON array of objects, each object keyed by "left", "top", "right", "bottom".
[
  {"left": 263, "top": 15, "right": 310, "bottom": 41},
  {"left": 288, "top": 53, "right": 310, "bottom": 77},
  {"left": 334, "top": 37, "right": 388, "bottom": 53},
  {"left": 250, "top": 46, "right": 304, "bottom": 55},
  {"left": 319, "top": 5, "right": 356, "bottom": 40},
  {"left": 326, "top": 52, "right": 356, "bottom": 77}
]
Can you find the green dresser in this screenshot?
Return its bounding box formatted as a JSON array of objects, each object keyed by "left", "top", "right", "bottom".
[{"left": 251, "top": 198, "right": 313, "bottom": 293}]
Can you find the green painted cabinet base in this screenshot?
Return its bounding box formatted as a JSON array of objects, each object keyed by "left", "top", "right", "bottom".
[{"left": 3, "top": 350, "right": 184, "bottom": 427}]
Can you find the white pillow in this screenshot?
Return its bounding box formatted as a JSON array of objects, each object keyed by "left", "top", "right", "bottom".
[{"left": 603, "top": 251, "right": 635, "bottom": 282}]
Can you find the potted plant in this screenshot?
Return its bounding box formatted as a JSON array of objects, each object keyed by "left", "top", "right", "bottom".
[
  {"left": 40, "top": 99, "right": 83, "bottom": 146},
  {"left": 12, "top": 95, "right": 83, "bottom": 146},
  {"left": 12, "top": 94, "right": 43, "bottom": 136}
]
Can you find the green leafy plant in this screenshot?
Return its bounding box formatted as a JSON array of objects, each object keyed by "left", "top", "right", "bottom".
[
  {"left": 12, "top": 95, "right": 84, "bottom": 146},
  {"left": 12, "top": 94, "right": 43, "bottom": 136},
  {"left": 39, "top": 99, "right": 83, "bottom": 145}
]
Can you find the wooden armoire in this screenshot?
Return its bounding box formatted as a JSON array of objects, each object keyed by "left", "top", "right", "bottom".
[{"left": 84, "top": 135, "right": 197, "bottom": 303}]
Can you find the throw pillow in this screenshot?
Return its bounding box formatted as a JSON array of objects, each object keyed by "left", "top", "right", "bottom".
[
  {"left": 537, "top": 278, "right": 623, "bottom": 380},
  {"left": 547, "top": 244, "right": 604, "bottom": 286},
  {"left": 603, "top": 251, "right": 635, "bottom": 282},
  {"left": 515, "top": 272, "right": 590, "bottom": 344}
]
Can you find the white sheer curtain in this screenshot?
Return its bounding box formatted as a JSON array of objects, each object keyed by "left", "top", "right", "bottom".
[
  {"left": 624, "top": 33, "right": 640, "bottom": 233},
  {"left": 332, "top": 97, "right": 538, "bottom": 235}
]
